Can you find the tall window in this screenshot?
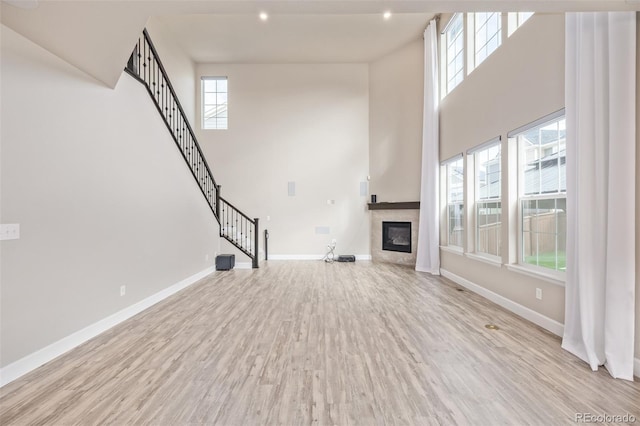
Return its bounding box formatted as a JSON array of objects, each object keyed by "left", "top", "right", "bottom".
[
  {"left": 512, "top": 112, "right": 566, "bottom": 273},
  {"left": 508, "top": 12, "right": 534, "bottom": 37},
  {"left": 473, "top": 12, "right": 502, "bottom": 68},
  {"left": 472, "top": 140, "right": 501, "bottom": 258},
  {"left": 202, "top": 77, "right": 228, "bottom": 130},
  {"left": 444, "top": 156, "right": 464, "bottom": 248},
  {"left": 441, "top": 13, "right": 464, "bottom": 97}
]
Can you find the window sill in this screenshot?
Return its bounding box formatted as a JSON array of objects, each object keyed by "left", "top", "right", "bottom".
[
  {"left": 440, "top": 245, "right": 464, "bottom": 256},
  {"left": 506, "top": 264, "right": 565, "bottom": 287},
  {"left": 465, "top": 253, "right": 502, "bottom": 268}
]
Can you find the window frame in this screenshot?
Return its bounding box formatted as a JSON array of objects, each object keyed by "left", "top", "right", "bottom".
[
  {"left": 468, "top": 137, "right": 502, "bottom": 262},
  {"left": 440, "top": 13, "right": 465, "bottom": 98},
  {"left": 509, "top": 110, "right": 566, "bottom": 280},
  {"left": 467, "top": 12, "right": 502, "bottom": 72},
  {"left": 201, "top": 76, "right": 228, "bottom": 130},
  {"left": 441, "top": 154, "right": 465, "bottom": 250}
]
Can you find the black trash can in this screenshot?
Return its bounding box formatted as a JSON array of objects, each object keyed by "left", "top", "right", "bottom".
[{"left": 215, "top": 254, "right": 235, "bottom": 271}]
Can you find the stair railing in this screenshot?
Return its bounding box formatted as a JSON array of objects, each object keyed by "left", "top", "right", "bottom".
[
  {"left": 125, "top": 29, "right": 259, "bottom": 268},
  {"left": 219, "top": 196, "right": 259, "bottom": 268}
]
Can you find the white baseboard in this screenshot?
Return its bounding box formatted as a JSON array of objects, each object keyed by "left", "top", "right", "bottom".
[
  {"left": 440, "top": 268, "right": 565, "bottom": 337},
  {"left": 355, "top": 255, "right": 372, "bottom": 260},
  {"left": 0, "top": 266, "right": 216, "bottom": 388},
  {"left": 234, "top": 262, "right": 253, "bottom": 269},
  {"left": 268, "top": 254, "right": 323, "bottom": 260},
  {"left": 441, "top": 269, "right": 640, "bottom": 380},
  {"left": 267, "top": 254, "right": 371, "bottom": 261}
]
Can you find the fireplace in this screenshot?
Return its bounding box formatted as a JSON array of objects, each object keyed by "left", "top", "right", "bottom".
[{"left": 382, "top": 221, "right": 412, "bottom": 253}]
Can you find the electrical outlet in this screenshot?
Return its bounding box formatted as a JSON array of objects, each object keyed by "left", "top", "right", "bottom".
[
  {"left": 0, "top": 224, "right": 20, "bottom": 240},
  {"left": 205, "top": 254, "right": 209, "bottom": 261},
  {"left": 120, "top": 285, "right": 126, "bottom": 297},
  {"left": 536, "top": 288, "right": 542, "bottom": 300},
  {"left": 266, "top": 215, "right": 271, "bottom": 221}
]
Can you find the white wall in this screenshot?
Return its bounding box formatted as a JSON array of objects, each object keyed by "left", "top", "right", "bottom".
[
  {"left": 0, "top": 25, "right": 219, "bottom": 368},
  {"left": 369, "top": 38, "right": 424, "bottom": 203},
  {"left": 146, "top": 17, "right": 197, "bottom": 125},
  {"left": 195, "top": 63, "right": 370, "bottom": 258}
]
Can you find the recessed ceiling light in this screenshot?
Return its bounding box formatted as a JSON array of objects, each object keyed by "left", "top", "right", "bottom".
[
  {"left": 259, "top": 12, "right": 268, "bottom": 21},
  {"left": 383, "top": 11, "right": 392, "bottom": 20}
]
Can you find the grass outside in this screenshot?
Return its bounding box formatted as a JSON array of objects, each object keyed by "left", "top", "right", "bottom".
[{"left": 525, "top": 251, "right": 566, "bottom": 271}]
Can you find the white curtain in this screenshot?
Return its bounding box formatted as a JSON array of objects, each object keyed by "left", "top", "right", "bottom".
[
  {"left": 562, "top": 12, "right": 636, "bottom": 380},
  {"left": 416, "top": 19, "right": 440, "bottom": 275}
]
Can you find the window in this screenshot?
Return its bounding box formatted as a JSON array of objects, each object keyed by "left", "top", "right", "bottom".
[
  {"left": 511, "top": 112, "right": 566, "bottom": 273},
  {"left": 508, "top": 12, "right": 534, "bottom": 37},
  {"left": 472, "top": 139, "right": 501, "bottom": 258},
  {"left": 444, "top": 156, "right": 464, "bottom": 248},
  {"left": 441, "top": 13, "right": 464, "bottom": 96},
  {"left": 472, "top": 12, "right": 502, "bottom": 69},
  {"left": 202, "top": 77, "right": 228, "bottom": 130}
]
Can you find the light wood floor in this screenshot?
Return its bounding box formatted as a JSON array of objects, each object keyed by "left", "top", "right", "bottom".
[{"left": 1, "top": 261, "right": 639, "bottom": 425}]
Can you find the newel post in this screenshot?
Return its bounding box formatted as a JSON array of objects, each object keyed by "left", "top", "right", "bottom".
[{"left": 252, "top": 218, "right": 259, "bottom": 268}]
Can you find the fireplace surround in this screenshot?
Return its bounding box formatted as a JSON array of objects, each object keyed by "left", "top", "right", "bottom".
[{"left": 369, "top": 202, "right": 419, "bottom": 266}]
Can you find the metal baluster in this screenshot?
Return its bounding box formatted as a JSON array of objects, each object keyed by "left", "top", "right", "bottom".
[
  {"left": 156, "top": 57, "right": 160, "bottom": 101},
  {"left": 151, "top": 55, "right": 156, "bottom": 101},
  {"left": 136, "top": 38, "right": 141, "bottom": 76},
  {"left": 225, "top": 203, "right": 229, "bottom": 237},
  {"left": 147, "top": 40, "right": 151, "bottom": 84},
  {"left": 165, "top": 77, "right": 169, "bottom": 122},
  {"left": 216, "top": 185, "right": 221, "bottom": 219},
  {"left": 153, "top": 55, "right": 157, "bottom": 100},
  {"left": 142, "top": 40, "right": 147, "bottom": 84}
]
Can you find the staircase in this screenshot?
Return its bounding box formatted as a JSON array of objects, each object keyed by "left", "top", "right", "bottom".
[{"left": 124, "top": 29, "right": 259, "bottom": 268}]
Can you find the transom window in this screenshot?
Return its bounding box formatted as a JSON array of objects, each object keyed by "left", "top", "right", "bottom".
[
  {"left": 441, "top": 13, "right": 464, "bottom": 96},
  {"left": 441, "top": 12, "right": 532, "bottom": 98},
  {"left": 202, "top": 77, "right": 228, "bottom": 130},
  {"left": 508, "top": 12, "right": 534, "bottom": 37},
  {"left": 473, "top": 12, "right": 502, "bottom": 68}
]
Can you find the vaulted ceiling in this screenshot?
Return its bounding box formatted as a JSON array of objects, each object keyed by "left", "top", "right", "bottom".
[{"left": 1, "top": 1, "right": 637, "bottom": 88}]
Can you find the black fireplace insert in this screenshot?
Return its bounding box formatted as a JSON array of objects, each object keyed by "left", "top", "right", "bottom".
[{"left": 382, "top": 221, "right": 411, "bottom": 253}]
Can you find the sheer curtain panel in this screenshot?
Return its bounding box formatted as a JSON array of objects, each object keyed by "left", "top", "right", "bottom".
[
  {"left": 416, "top": 19, "right": 440, "bottom": 275},
  {"left": 562, "top": 12, "right": 636, "bottom": 380}
]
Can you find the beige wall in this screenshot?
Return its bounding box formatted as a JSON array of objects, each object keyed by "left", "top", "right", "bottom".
[
  {"left": 195, "top": 63, "right": 370, "bottom": 258},
  {"left": 0, "top": 25, "right": 219, "bottom": 367},
  {"left": 369, "top": 38, "right": 424, "bottom": 203},
  {"left": 439, "top": 12, "right": 640, "bottom": 365},
  {"left": 439, "top": 14, "right": 565, "bottom": 159},
  {"left": 439, "top": 13, "right": 566, "bottom": 321}
]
